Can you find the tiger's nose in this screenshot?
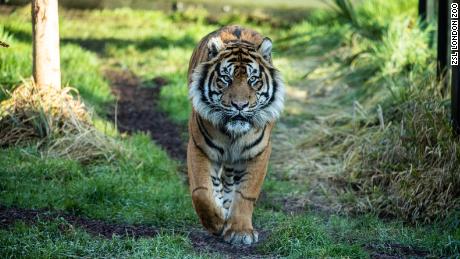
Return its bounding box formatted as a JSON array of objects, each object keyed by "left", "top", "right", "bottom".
[{"left": 231, "top": 100, "right": 249, "bottom": 110}]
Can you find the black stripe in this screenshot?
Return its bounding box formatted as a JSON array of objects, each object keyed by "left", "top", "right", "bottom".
[
  {"left": 233, "top": 175, "right": 242, "bottom": 182},
  {"left": 234, "top": 178, "right": 247, "bottom": 185},
  {"left": 248, "top": 143, "right": 268, "bottom": 160},
  {"left": 241, "top": 58, "right": 253, "bottom": 63},
  {"left": 260, "top": 68, "right": 278, "bottom": 108},
  {"left": 198, "top": 64, "right": 210, "bottom": 90},
  {"left": 218, "top": 124, "right": 232, "bottom": 137},
  {"left": 197, "top": 116, "right": 212, "bottom": 137},
  {"left": 220, "top": 51, "right": 237, "bottom": 60},
  {"left": 196, "top": 116, "right": 224, "bottom": 155},
  {"left": 200, "top": 74, "right": 212, "bottom": 106},
  {"left": 236, "top": 191, "right": 257, "bottom": 202},
  {"left": 200, "top": 65, "right": 215, "bottom": 105},
  {"left": 223, "top": 179, "right": 234, "bottom": 186},
  {"left": 211, "top": 176, "right": 221, "bottom": 186},
  {"left": 258, "top": 67, "right": 270, "bottom": 98},
  {"left": 243, "top": 126, "right": 266, "bottom": 152},
  {"left": 233, "top": 169, "right": 245, "bottom": 175},
  {"left": 207, "top": 72, "right": 221, "bottom": 98},
  {"left": 191, "top": 131, "right": 209, "bottom": 158},
  {"left": 192, "top": 186, "right": 208, "bottom": 194},
  {"left": 214, "top": 62, "right": 221, "bottom": 74}
]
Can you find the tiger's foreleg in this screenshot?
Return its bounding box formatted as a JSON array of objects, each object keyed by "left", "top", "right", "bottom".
[
  {"left": 223, "top": 142, "right": 272, "bottom": 245},
  {"left": 187, "top": 139, "right": 225, "bottom": 235}
]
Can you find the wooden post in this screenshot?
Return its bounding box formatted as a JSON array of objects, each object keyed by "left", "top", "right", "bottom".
[
  {"left": 453, "top": 64, "right": 460, "bottom": 134},
  {"left": 452, "top": 0, "right": 460, "bottom": 135},
  {"left": 32, "top": 0, "right": 61, "bottom": 89},
  {"left": 419, "top": 0, "right": 427, "bottom": 23},
  {"left": 437, "top": 0, "right": 449, "bottom": 79}
]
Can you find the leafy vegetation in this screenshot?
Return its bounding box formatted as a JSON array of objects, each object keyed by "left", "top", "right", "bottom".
[
  {"left": 277, "top": 0, "right": 460, "bottom": 222},
  {"left": 0, "top": 0, "right": 459, "bottom": 257}
]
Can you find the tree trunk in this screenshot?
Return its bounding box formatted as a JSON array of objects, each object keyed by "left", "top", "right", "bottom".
[{"left": 32, "top": 0, "right": 61, "bottom": 89}]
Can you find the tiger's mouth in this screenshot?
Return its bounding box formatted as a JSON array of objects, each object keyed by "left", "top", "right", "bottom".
[
  {"left": 229, "top": 114, "right": 249, "bottom": 122},
  {"left": 224, "top": 114, "right": 252, "bottom": 135}
]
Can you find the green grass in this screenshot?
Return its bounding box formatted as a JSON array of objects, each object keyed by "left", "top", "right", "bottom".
[
  {"left": 0, "top": 11, "right": 112, "bottom": 113},
  {"left": 0, "top": 1, "right": 459, "bottom": 258},
  {"left": 0, "top": 134, "right": 196, "bottom": 227},
  {"left": 0, "top": 220, "right": 201, "bottom": 258},
  {"left": 259, "top": 215, "right": 367, "bottom": 257}
]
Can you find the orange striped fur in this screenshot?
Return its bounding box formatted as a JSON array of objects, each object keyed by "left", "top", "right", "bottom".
[{"left": 187, "top": 25, "right": 284, "bottom": 245}]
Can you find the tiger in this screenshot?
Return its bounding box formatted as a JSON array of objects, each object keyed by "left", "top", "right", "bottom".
[{"left": 187, "top": 25, "right": 284, "bottom": 245}]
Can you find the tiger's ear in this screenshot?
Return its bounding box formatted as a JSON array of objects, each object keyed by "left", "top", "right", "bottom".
[
  {"left": 258, "top": 37, "right": 272, "bottom": 62},
  {"left": 207, "top": 37, "right": 224, "bottom": 60}
]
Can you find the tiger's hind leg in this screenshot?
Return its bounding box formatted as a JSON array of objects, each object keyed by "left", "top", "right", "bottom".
[
  {"left": 222, "top": 143, "right": 271, "bottom": 245},
  {"left": 187, "top": 139, "right": 225, "bottom": 235}
]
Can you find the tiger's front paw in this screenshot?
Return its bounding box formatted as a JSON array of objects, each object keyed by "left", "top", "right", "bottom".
[
  {"left": 223, "top": 228, "right": 259, "bottom": 245},
  {"left": 206, "top": 213, "right": 225, "bottom": 236}
]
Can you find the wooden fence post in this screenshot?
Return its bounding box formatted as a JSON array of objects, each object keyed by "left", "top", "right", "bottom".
[
  {"left": 438, "top": 0, "right": 448, "bottom": 79},
  {"left": 452, "top": 1, "right": 460, "bottom": 135},
  {"left": 419, "top": 0, "right": 427, "bottom": 23}
]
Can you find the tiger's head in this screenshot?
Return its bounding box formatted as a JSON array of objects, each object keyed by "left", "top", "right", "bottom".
[{"left": 189, "top": 27, "right": 284, "bottom": 136}]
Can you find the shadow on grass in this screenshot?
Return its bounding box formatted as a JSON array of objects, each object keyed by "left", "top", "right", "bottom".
[
  {"left": 3, "top": 25, "right": 195, "bottom": 55},
  {"left": 62, "top": 34, "right": 196, "bottom": 55},
  {"left": 2, "top": 25, "right": 31, "bottom": 42}
]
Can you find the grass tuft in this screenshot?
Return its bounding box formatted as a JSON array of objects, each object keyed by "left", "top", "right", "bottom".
[
  {"left": 260, "top": 215, "right": 366, "bottom": 257},
  {"left": 345, "top": 86, "right": 460, "bottom": 222},
  {"left": 0, "top": 80, "right": 118, "bottom": 163}
]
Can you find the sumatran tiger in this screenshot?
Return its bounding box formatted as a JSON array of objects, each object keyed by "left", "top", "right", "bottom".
[{"left": 187, "top": 25, "right": 284, "bottom": 245}]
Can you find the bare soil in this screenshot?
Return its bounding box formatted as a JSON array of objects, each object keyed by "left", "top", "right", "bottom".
[
  {"left": 0, "top": 206, "right": 159, "bottom": 238},
  {"left": 188, "top": 229, "right": 269, "bottom": 258},
  {"left": 0, "top": 205, "right": 268, "bottom": 258},
  {"left": 366, "top": 243, "right": 429, "bottom": 259},
  {"left": 106, "top": 69, "right": 187, "bottom": 161}
]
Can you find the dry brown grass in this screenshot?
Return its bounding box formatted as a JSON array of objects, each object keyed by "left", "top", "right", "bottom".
[
  {"left": 0, "top": 79, "right": 118, "bottom": 163},
  {"left": 343, "top": 94, "right": 460, "bottom": 222},
  {"left": 271, "top": 50, "right": 459, "bottom": 222}
]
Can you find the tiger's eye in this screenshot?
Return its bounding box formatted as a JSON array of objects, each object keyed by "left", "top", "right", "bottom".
[{"left": 222, "top": 75, "right": 231, "bottom": 82}]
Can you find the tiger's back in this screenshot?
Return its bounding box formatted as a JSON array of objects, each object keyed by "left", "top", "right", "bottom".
[{"left": 187, "top": 25, "right": 284, "bottom": 245}]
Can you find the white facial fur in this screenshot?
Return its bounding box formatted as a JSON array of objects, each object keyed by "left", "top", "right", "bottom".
[{"left": 189, "top": 38, "right": 284, "bottom": 136}]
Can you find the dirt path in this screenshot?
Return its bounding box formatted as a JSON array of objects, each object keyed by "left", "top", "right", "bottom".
[
  {"left": 0, "top": 205, "right": 268, "bottom": 258},
  {"left": 104, "top": 69, "right": 270, "bottom": 257},
  {"left": 106, "top": 69, "right": 187, "bottom": 161},
  {"left": 1, "top": 205, "right": 427, "bottom": 258},
  {"left": 0, "top": 206, "right": 159, "bottom": 238}
]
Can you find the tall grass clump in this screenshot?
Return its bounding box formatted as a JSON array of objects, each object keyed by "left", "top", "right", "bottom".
[
  {"left": 338, "top": 1, "right": 459, "bottom": 222},
  {"left": 0, "top": 80, "right": 118, "bottom": 163},
  {"left": 291, "top": 0, "right": 459, "bottom": 222}
]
